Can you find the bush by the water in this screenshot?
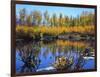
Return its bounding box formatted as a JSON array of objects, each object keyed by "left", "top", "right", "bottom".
[{"left": 16, "top": 25, "right": 95, "bottom": 39}]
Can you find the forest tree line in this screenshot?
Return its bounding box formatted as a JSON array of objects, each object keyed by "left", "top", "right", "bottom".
[{"left": 16, "top": 8, "right": 95, "bottom": 27}]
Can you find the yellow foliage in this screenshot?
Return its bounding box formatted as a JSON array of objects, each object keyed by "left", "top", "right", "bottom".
[
  {"left": 16, "top": 25, "right": 95, "bottom": 37},
  {"left": 56, "top": 40, "right": 89, "bottom": 48}
]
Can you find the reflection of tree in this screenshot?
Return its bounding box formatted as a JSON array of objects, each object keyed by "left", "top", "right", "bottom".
[
  {"left": 44, "top": 41, "right": 86, "bottom": 71},
  {"left": 16, "top": 40, "right": 94, "bottom": 72},
  {"left": 41, "top": 40, "right": 88, "bottom": 61},
  {"left": 42, "top": 40, "right": 91, "bottom": 70},
  {"left": 42, "top": 47, "right": 50, "bottom": 59},
  {"left": 16, "top": 42, "right": 41, "bottom": 73},
  {"left": 41, "top": 42, "right": 86, "bottom": 71},
  {"left": 73, "top": 52, "right": 85, "bottom": 70}
]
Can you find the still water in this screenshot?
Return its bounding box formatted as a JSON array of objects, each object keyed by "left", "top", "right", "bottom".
[{"left": 16, "top": 40, "right": 95, "bottom": 74}]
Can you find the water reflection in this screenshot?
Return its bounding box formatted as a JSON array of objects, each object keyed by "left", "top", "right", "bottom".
[
  {"left": 16, "top": 42, "right": 41, "bottom": 72},
  {"left": 16, "top": 40, "right": 95, "bottom": 73}
]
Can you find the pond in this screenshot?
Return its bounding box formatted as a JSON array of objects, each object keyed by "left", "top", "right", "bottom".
[{"left": 16, "top": 40, "right": 95, "bottom": 74}]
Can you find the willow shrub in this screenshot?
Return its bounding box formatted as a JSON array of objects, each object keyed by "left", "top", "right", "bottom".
[
  {"left": 16, "top": 26, "right": 38, "bottom": 39},
  {"left": 16, "top": 25, "right": 95, "bottom": 39}
]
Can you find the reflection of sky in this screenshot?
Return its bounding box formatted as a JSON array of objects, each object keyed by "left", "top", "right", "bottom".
[
  {"left": 16, "top": 47, "right": 95, "bottom": 73},
  {"left": 16, "top": 4, "right": 95, "bottom": 18}
]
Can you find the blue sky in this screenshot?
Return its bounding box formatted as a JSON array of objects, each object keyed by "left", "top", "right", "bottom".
[{"left": 16, "top": 4, "right": 95, "bottom": 18}]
